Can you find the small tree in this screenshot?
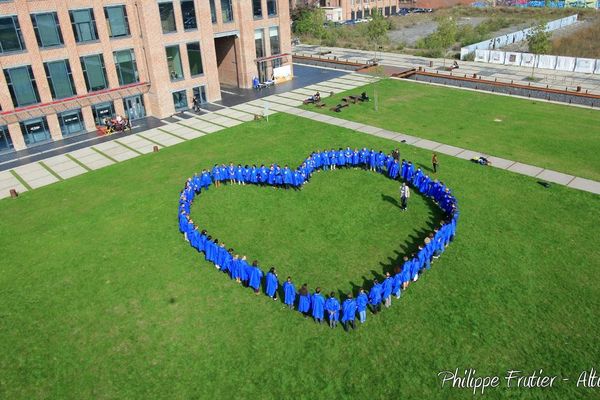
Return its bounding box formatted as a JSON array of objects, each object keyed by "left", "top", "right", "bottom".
[
  {"left": 527, "top": 23, "right": 551, "bottom": 79},
  {"left": 366, "top": 8, "right": 389, "bottom": 51}
]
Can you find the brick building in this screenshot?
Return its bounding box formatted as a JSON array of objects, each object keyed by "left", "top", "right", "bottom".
[
  {"left": 0, "top": 0, "right": 292, "bottom": 152},
  {"left": 294, "top": 0, "right": 401, "bottom": 20}
]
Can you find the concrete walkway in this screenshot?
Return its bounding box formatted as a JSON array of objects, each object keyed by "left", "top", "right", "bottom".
[
  {"left": 1, "top": 71, "right": 598, "bottom": 199},
  {"left": 293, "top": 45, "right": 600, "bottom": 96}
]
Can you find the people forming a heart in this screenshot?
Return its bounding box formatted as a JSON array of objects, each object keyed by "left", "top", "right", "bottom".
[{"left": 178, "top": 147, "right": 459, "bottom": 332}]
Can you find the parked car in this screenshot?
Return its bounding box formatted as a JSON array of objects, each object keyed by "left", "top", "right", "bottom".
[{"left": 398, "top": 8, "right": 411, "bottom": 15}]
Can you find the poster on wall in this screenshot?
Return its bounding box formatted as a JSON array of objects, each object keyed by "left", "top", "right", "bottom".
[{"left": 273, "top": 65, "right": 293, "bottom": 83}]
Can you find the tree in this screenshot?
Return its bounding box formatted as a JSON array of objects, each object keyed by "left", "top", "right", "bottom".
[
  {"left": 366, "top": 8, "right": 389, "bottom": 49},
  {"left": 526, "top": 23, "right": 551, "bottom": 79},
  {"left": 291, "top": 4, "right": 326, "bottom": 39}
]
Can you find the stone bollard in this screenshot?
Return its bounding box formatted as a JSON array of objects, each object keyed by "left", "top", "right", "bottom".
[
  {"left": 472, "top": 73, "right": 477, "bottom": 79},
  {"left": 153, "top": 145, "right": 159, "bottom": 152},
  {"left": 10, "top": 189, "right": 18, "bottom": 198},
  {"left": 576, "top": 86, "right": 581, "bottom": 92}
]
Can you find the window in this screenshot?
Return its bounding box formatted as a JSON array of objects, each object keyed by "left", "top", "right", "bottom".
[
  {"left": 0, "top": 125, "right": 14, "bottom": 153},
  {"left": 186, "top": 42, "right": 204, "bottom": 76},
  {"left": 221, "top": 0, "right": 233, "bottom": 23},
  {"left": 158, "top": 2, "right": 176, "bottom": 33},
  {"left": 114, "top": 49, "right": 139, "bottom": 86},
  {"left": 267, "top": 0, "right": 277, "bottom": 16},
  {"left": 58, "top": 109, "right": 85, "bottom": 136},
  {"left": 193, "top": 86, "right": 207, "bottom": 104},
  {"left": 105, "top": 5, "right": 130, "bottom": 38},
  {"left": 31, "top": 12, "right": 63, "bottom": 48},
  {"left": 165, "top": 45, "right": 183, "bottom": 81},
  {"left": 255, "top": 29, "right": 265, "bottom": 59},
  {"left": 80, "top": 54, "right": 108, "bottom": 92},
  {"left": 172, "top": 90, "right": 188, "bottom": 111},
  {"left": 269, "top": 26, "right": 280, "bottom": 55},
  {"left": 4, "top": 66, "right": 40, "bottom": 108},
  {"left": 0, "top": 16, "right": 25, "bottom": 53},
  {"left": 209, "top": 0, "right": 217, "bottom": 23},
  {"left": 20, "top": 117, "right": 51, "bottom": 146},
  {"left": 92, "top": 102, "right": 115, "bottom": 125},
  {"left": 253, "top": 0, "right": 262, "bottom": 18},
  {"left": 44, "top": 60, "right": 76, "bottom": 100},
  {"left": 69, "top": 9, "right": 98, "bottom": 43},
  {"left": 181, "top": 1, "right": 197, "bottom": 30}
]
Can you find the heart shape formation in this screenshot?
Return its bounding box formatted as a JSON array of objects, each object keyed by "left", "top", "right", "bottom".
[{"left": 178, "top": 148, "right": 459, "bottom": 327}]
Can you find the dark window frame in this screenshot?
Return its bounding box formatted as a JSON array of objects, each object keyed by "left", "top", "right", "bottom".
[
  {"left": 31, "top": 12, "right": 64, "bottom": 48},
  {"left": 4, "top": 65, "right": 41, "bottom": 108},
  {"left": 69, "top": 8, "right": 98, "bottom": 43},
  {"left": 104, "top": 5, "right": 131, "bottom": 38},
  {"left": 180, "top": 0, "right": 198, "bottom": 30},
  {"left": 0, "top": 15, "right": 26, "bottom": 54},
  {"left": 80, "top": 54, "right": 109, "bottom": 92},
  {"left": 44, "top": 59, "right": 77, "bottom": 100}
]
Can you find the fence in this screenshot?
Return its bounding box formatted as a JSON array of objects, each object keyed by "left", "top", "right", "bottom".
[
  {"left": 460, "top": 15, "right": 578, "bottom": 60},
  {"left": 474, "top": 49, "right": 600, "bottom": 74}
]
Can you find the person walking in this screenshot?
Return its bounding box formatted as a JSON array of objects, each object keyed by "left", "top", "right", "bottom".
[
  {"left": 400, "top": 182, "right": 410, "bottom": 211},
  {"left": 432, "top": 153, "right": 438, "bottom": 173}
]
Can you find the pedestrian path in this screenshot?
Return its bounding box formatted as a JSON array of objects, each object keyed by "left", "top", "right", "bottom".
[
  {"left": 1, "top": 71, "right": 598, "bottom": 199},
  {"left": 279, "top": 108, "right": 600, "bottom": 195}
]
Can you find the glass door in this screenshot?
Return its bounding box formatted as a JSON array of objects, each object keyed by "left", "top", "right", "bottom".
[{"left": 123, "top": 95, "right": 145, "bottom": 121}]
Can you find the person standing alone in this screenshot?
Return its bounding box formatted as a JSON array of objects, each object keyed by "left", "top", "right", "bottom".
[
  {"left": 400, "top": 182, "right": 410, "bottom": 211},
  {"left": 432, "top": 153, "right": 438, "bottom": 173}
]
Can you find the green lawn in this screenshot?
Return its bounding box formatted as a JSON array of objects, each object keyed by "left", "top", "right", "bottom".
[
  {"left": 0, "top": 114, "right": 599, "bottom": 399},
  {"left": 304, "top": 79, "right": 600, "bottom": 181}
]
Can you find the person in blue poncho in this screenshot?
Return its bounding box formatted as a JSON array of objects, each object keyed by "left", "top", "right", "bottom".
[
  {"left": 265, "top": 267, "right": 278, "bottom": 300},
  {"left": 356, "top": 288, "right": 368, "bottom": 324},
  {"left": 298, "top": 284, "right": 311, "bottom": 318},
  {"left": 341, "top": 293, "right": 357, "bottom": 332},
  {"left": 250, "top": 165, "right": 258, "bottom": 184},
  {"left": 382, "top": 272, "right": 393, "bottom": 308},
  {"left": 227, "top": 163, "right": 235, "bottom": 184},
  {"left": 329, "top": 149, "right": 338, "bottom": 170},
  {"left": 259, "top": 165, "right": 268, "bottom": 185},
  {"left": 325, "top": 292, "right": 340, "bottom": 328},
  {"left": 239, "top": 256, "right": 250, "bottom": 287},
  {"left": 322, "top": 150, "right": 330, "bottom": 170},
  {"left": 400, "top": 256, "right": 412, "bottom": 290},
  {"left": 352, "top": 148, "right": 360, "bottom": 167},
  {"left": 248, "top": 260, "right": 263, "bottom": 294},
  {"left": 229, "top": 254, "right": 240, "bottom": 282},
  {"left": 369, "top": 279, "right": 383, "bottom": 314},
  {"left": 200, "top": 169, "right": 212, "bottom": 190},
  {"left": 311, "top": 287, "right": 325, "bottom": 324},
  {"left": 388, "top": 159, "right": 399, "bottom": 180},
  {"left": 220, "top": 248, "right": 233, "bottom": 275},
  {"left": 283, "top": 276, "right": 296, "bottom": 309},
  {"left": 337, "top": 148, "right": 346, "bottom": 167},
  {"left": 235, "top": 164, "right": 244, "bottom": 185},
  {"left": 215, "top": 242, "right": 227, "bottom": 269},
  {"left": 211, "top": 164, "right": 221, "bottom": 188},
  {"left": 392, "top": 266, "right": 403, "bottom": 299},
  {"left": 282, "top": 165, "right": 293, "bottom": 189}
]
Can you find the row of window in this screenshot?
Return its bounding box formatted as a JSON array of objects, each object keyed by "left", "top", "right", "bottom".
[
  {"left": 2, "top": 41, "right": 204, "bottom": 109},
  {"left": 252, "top": 0, "right": 279, "bottom": 19},
  {"left": 0, "top": 86, "right": 208, "bottom": 152},
  {"left": 158, "top": 1, "right": 198, "bottom": 33},
  {"left": 255, "top": 27, "right": 281, "bottom": 59},
  {"left": 0, "top": 6, "right": 129, "bottom": 54}
]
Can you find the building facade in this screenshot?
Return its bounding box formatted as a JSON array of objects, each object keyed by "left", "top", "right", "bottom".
[
  {"left": 295, "top": 0, "right": 401, "bottom": 20},
  {"left": 0, "top": 0, "right": 292, "bottom": 152}
]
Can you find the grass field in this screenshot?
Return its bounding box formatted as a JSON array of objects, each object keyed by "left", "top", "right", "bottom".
[
  {"left": 304, "top": 79, "right": 600, "bottom": 181},
  {"left": 0, "top": 113, "right": 599, "bottom": 399}
]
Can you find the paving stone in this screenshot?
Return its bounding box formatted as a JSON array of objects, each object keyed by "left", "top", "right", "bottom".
[
  {"left": 568, "top": 177, "right": 600, "bottom": 195},
  {"left": 455, "top": 149, "right": 481, "bottom": 161},
  {"left": 355, "top": 125, "right": 383, "bottom": 135},
  {"left": 0, "top": 170, "right": 28, "bottom": 199},
  {"left": 535, "top": 169, "right": 575, "bottom": 186},
  {"left": 507, "top": 162, "right": 544, "bottom": 177},
  {"left": 487, "top": 156, "right": 515, "bottom": 170},
  {"left": 23, "top": 174, "right": 60, "bottom": 189},
  {"left": 69, "top": 147, "right": 115, "bottom": 170},
  {"left": 435, "top": 144, "right": 464, "bottom": 157},
  {"left": 41, "top": 155, "right": 87, "bottom": 179},
  {"left": 393, "top": 134, "right": 420, "bottom": 145},
  {"left": 116, "top": 135, "right": 162, "bottom": 154},
  {"left": 13, "top": 163, "right": 57, "bottom": 186}
]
